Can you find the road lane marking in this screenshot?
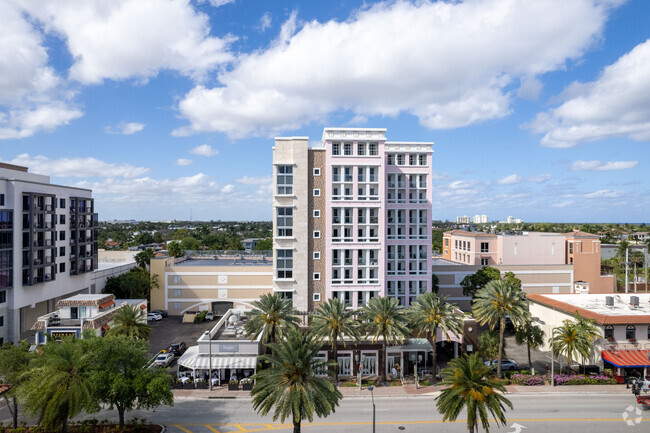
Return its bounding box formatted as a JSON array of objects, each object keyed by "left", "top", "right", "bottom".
[
  {"left": 204, "top": 425, "right": 221, "bottom": 433},
  {"left": 173, "top": 424, "right": 196, "bottom": 433}
]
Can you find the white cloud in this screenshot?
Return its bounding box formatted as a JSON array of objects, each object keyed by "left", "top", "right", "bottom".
[
  {"left": 530, "top": 38, "right": 650, "bottom": 147},
  {"left": 236, "top": 175, "right": 272, "bottom": 185},
  {"left": 176, "top": 158, "right": 193, "bottom": 166},
  {"left": 174, "top": 0, "right": 617, "bottom": 137},
  {"left": 221, "top": 184, "right": 235, "bottom": 193},
  {"left": 497, "top": 174, "right": 522, "bottom": 185},
  {"left": 190, "top": 144, "right": 219, "bottom": 157},
  {"left": 19, "top": 0, "right": 234, "bottom": 85},
  {"left": 0, "top": 105, "right": 82, "bottom": 139},
  {"left": 104, "top": 121, "right": 145, "bottom": 135},
  {"left": 202, "top": 0, "right": 236, "bottom": 7},
  {"left": 259, "top": 12, "right": 272, "bottom": 31},
  {"left": 4, "top": 154, "right": 149, "bottom": 178},
  {"left": 571, "top": 160, "right": 639, "bottom": 171},
  {"left": 528, "top": 174, "right": 553, "bottom": 183},
  {"left": 551, "top": 200, "right": 574, "bottom": 208},
  {"left": 583, "top": 189, "right": 623, "bottom": 199},
  {"left": 516, "top": 76, "right": 543, "bottom": 101},
  {"left": 448, "top": 180, "right": 478, "bottom": 190}
]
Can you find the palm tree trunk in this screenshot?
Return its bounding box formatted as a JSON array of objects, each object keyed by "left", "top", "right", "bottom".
[
  {"left": 293, "top": 420, "right": 301, "bottom": 433},
  {"left": 429, "top": 332, "right": 438, "bottom": 384},
  {"left": 527, "top": 342, "right": 532, "bottom": 370},
  {"left": 497, "top": 319, "right": 505, "bottom": 378},
  {"left": 332, "top": 342, "right": 339, "bottom": 385},
  {"left": 382, "top": 338, "right": 387, "bottom": 384},
  {"left": 62, "top": 417, "right": 68, "bottom": 433}
]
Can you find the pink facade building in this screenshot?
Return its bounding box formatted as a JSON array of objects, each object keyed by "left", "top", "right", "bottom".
[{"left": 273, "top": 128, "right": 433, "bottom": 311}]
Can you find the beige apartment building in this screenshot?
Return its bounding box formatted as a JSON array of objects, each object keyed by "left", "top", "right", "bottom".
[{"left": 149, "top": 253, "right": 273, "bottom": 315}]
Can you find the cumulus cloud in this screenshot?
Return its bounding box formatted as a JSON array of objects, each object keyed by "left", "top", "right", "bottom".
[
  {"left": 190, "top": 144, "right": 219, "bottom": 156},
  {"left": 497, "top": 174, "right": 522, "bottom": 185},
  {"left": 236, "top": 175, "right": 272, "bottom": 185},
  {"left": 530, "top": 38, "right": 650, "bottom": 147},
  {"left": 174, "top": 0, "right": 617, "bottom": 138},
  {"left": 202, "top": 0, "right": 236, "bottom": 7},
  {"left": 104, "top": 121, "right": 145, "bottom": 135},
  {"left": 259, "top": 12, "right": 272, "bottom": 31},
  {"left": 18, "top": 0, "right": 234, "bottom": 85},
  {"left": 221, "top": 184, "right": 235, "bottom": 193},
  {"left": 4, "top": 154, "right": 149, "bottom": 178},
  {"left": 0, "top": 105, "right": 82, "bottom": 139},
  {"left": 176, "top": 158, "right": 193, "bottom": 166},
  {"left": 571, "top": 160, "right": 639, "bottom": 171},
  {"left": 528, "top": 174, "right": 553, "bottom": 183}
]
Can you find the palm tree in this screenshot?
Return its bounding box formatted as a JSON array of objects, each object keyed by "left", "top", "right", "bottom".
[
  {"left": 107, "top": 305, "right": 151, "bottom": 340},
  {"left": 251, "top": 330, "right": 342, "bottom": 433},
  {"left": 435, "top": 353, "right": 512, "bottom": 433},
  {"left": 472, "top": 279, "right": 530, "bottom": 378},
  {"left": 550, "top": 313, "right": 600, "bottom": 372},
  {"left": 20, "top": 338, "right": 92, "bottom": 433},
  {"left": 408, "top": 292, "right": 463, "bottom": 384},
  {"left": 514, "top": 322, "right": 545, "bottom": 369},
  {"left": 360, "top": 296, "right": 411, "bottom": 383},
  {"left": 310, "top": 298, "right": 360, "bottom": 384},
  {"left": 477, "top": 329, "right": 504, "bottom": 366},
  {"left": 244, "top": 293, "right": 299, "bottom": 346},
  {"left": 135, "top": 248, "right": 155, "bottom": 270}
]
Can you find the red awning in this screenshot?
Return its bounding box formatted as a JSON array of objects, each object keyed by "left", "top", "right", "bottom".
[
  {"left": 101, "top": 324, "right": 110, "bottom": 331},
  {"left": 140, "top": 304, "right": 147, "bottom": 309},
  {"left": 602, "top": 349, "right": 650, "bottom": 368},
  {"left": 99, "top": 300, "right": 115, "bottom": 309}
]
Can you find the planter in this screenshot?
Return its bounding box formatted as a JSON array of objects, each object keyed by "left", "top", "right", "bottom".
[
  {"left": 228, "top": 383, "right": 240, "bottom": 391},
  {"left": 195, "top": 382, "right": 208, "bottom": 389},
  {"left": 242, "top": 382, "right": 253, "bottom": 391},
  {"left": 172, "top": 382, "right": 184, "bottom": 389}
]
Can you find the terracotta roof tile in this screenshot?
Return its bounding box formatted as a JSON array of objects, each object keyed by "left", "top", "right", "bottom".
[
  {"left": 57, "top": 294, "right": 115, "bottom": 308},
  {"left": 0, "top": 384, "right": 11, "bottom": 396},
  {"left": 443, "top": 230, "right": 496, "bottom": 238},
  {"left": 563, "top": 230, "right": 598, "bottom": 238},
  {"left": 527, "top": 294, "right": 650, "bottom": 325}
]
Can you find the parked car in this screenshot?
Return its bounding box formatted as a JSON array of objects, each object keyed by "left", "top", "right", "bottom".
[
  {"left": 484, "top": 359, "right": 519, "bottom": 371},
  {"left": 153, "top": 352, "right": 174, "bottom": 367},
  {"left": 168, "top": 341, "right": 187, "bottom": 356},
  {"left": 151, "top": 309, "right": 168, "bottom": 318},
  {"left": 205, "top": 312, "right": 214, "bottom": 321},
  {"left": 147, "top": 312, "right": 162, "bottom": 322}
]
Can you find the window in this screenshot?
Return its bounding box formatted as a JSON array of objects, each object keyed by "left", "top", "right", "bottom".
[
  {"left": 604, "top": 325, "right": 614, "bottom": 340},
  {"left": 276, "top": 249, "right": 293, "bottom": 279},
  {"left": 313, "top": 231, "right": 321, "bottom": 239},
  {"left": 313, "top": 273, "right": 320, "bottom": 280},
  {"left": 358, "top": 142, "right": 366, "bottom": 155},
  {"left": 313, "top": 189, "right": 320, "bottom": 197},
  {"left": 276, "top": 165, "right": 293, "bottom": 195},
  {"left": 313, "top": 210, "right": 321, "bottom": 218},
  {"left": 0, "top": 291, "right": 5, "bottom": 303},
  {"left": 387, "top": 154, "right": 395, "bottom": 165},
  {"left": 368, "top": 142, "right": 378, "bottom": 155},
  {"left": 172, "top": 275, "right": 181, "bottom": 284},
  {"left": 626, "top": 325, "right": 636, "bottom": 340},
  {"left": 332, "top": 142, "right": 340, "bottom": 155},
  {"left": 59, "top": 231, "right": 65, "bottom": 241},
  {"left": 59, "top": 262, "right": 65, "bottom": 273},
  {"left": 313, "top": 168, "right": 321, "bottom": 176},
  {"left": 569, "top": 243, "right": 573, "bottom": 254},
  {"left": 174, "top": 289, "right": 182, "bottom": 297},
  {"left": 59, "top": 246, "right": 65, "bottom": 256},
  {"left": 313, "top": 251, "right": 320, "bottom": 260},
  {"left": 481, "top": 242, "right": 489, "bottom": 253},
  {"left": 313, "top": 293, "right": 321, "bottom": 302},
  {"left": 344, "top": 142, "right": 352, "bottom": 155},
  {"left": 481, "top": 258, "right": 489, "bottom": 266},
  {"left": 0, "top": 194, "right": 4, "bottom": 206},
  {"left": 648, "top": 325, "right": 650, "bottom": 339},
  {"left": 0, "top": 316, "right": 3, "bottom": 327},
  {"left": 445, "top": 239, "right": 449, "bottom": 246},
  {"left": 173, "top": 302, "right": 181, "bottom": 310},
  {"left": 60, "top": 198, "right": 66, "bottom": 208},
  {"left": 59, "top": 215, "right": 65, "bottom": 224},
  {"left": 419, "top": 154, "right": 427, "bottom": 165},
  {"left": 276, "top": 207, "right": 293, "bottom": 237}
]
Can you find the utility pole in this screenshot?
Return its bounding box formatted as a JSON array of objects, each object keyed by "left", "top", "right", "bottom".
[{"left": 625, "top": 247, "right": 629, "bottom": 293}]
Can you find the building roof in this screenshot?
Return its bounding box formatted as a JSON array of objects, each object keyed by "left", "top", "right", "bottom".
[
  {"left": 57, "top": 294, "right": 115, "bottom": 308},
  {"left": 563, "top": 230, "right": 598, "bottom": 238},
  {"left": 0, "top": 384, "right": 11, "bottom": 396},
  {"left": 527, "top": 293, "right": 650, "bottom": 325},
  {"left": 443, "top": 230, "right": 496, "bottom": 238}
]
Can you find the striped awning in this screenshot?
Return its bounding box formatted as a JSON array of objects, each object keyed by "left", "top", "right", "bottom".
[
  {"left": 602, "top": 349, "right": 650, "bottom": 368},
  {"left": 177, "top": 346, "right": 258, "bottom": 370}
]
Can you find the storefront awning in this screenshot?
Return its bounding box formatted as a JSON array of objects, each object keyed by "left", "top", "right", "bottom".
[
  {"left": 177, "top": 345, "right": 258, "bottom": 370},
  {"left": 602, "top": 349, "right": 650, "bottom": 368}
]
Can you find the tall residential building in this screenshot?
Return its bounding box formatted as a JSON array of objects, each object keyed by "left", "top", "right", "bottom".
[
  {"left": 0, "top": 163, "right": 98, "bottom": 343},
  {"left": 272, "top": 128, "right": 433, "bottom": 312},
  {"left": 456, "top": 216, "right": 470, "bottom": 224},
  {"left": 473, "top": 214, "right": 488, "bottom": 224}
]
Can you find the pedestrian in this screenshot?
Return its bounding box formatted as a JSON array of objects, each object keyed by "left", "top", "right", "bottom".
[{"left": 391, "top": 365, "right": 398, "bottom": 378}]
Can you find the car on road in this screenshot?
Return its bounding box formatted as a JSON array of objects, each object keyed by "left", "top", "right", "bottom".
[
  {"left": 151, "top": 309, "right": 168, "bottom": 318},
  {"left": 147, "top": 312, "right": 163, "bottom": 322},
  {"left": 485, "top": 359, "right": 519, "bottom": 370},
  {"left": 153, "top": 352, "right": 174, "bottom": 367},
  {"left": 205, "top": 312, "right": 214, "bottom": 321},
  {"left": 168, "top": 341, "right": 187, "bottom": 356}
]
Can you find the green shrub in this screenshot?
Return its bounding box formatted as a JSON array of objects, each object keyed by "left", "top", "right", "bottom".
[
  {"left": 420, "top": 380, "right": 431, "bottom": 386},
  {"left": 195, "top": 311, "right": 207, "bottom": 323},
  {"left": 390, "top": 381, "right": 402, "bottom": 386},
  {"left": 341, "top": 381, "right": 358, "bottom": 387},
  {"left": 493, "top": 378, "right": 511, "bottom": 386}
]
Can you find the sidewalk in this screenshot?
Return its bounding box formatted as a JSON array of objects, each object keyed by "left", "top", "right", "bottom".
[{"left": 172, "top": 383, "right": 632, "bottom": 399}]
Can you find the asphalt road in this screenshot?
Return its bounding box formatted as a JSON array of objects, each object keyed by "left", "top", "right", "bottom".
[{"left": 3, "top": 393, "right": 642, "bottom": 433}]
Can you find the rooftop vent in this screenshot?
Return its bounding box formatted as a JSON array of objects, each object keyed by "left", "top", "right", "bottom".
[
  {"left": 631, "top": 296, "right": 640, "bottom": 308},
  {"left": 605, "top": 296, "right": 614, "bottom": 307}
]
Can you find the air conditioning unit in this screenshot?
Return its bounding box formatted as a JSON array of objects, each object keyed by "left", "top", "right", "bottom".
[
  {"left": 605, "top": 296, "right": 614, "bottom": 307},
  {"left": 630, "top": 296, "right": 640, "bottom": 308}
]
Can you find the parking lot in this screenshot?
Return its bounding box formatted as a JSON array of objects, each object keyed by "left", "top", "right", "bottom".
[{"left": 147, "top": 315, "right": 217, "bottom": 358}]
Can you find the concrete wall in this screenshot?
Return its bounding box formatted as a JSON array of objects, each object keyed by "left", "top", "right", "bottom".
[{"left": 498, "top": 232, "right": 565, "bottom": 265}]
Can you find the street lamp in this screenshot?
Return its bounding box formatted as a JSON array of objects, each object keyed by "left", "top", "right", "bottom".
[
  {"left": 204, "top": 330, "right": 212, "bottom": 391},
  {"left": 367, "top": 385, "right": 376, "bottom": 433}
]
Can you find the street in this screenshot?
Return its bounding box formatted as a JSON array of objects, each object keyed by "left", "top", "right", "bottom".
[{"left": 3, "top": 393, "right": 643, "bottom": 433}]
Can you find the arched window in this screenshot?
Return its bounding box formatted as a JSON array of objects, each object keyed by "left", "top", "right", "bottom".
[
  {"left": 626, "top": 325, "right": 636, "bottom": 340},
  {"left": 604, "top": 325, "right": 614, "bottom": 340}
]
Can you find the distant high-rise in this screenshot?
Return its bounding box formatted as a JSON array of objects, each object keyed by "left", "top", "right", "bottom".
[
  {"left": 473, "top": 214, "right": 488, "bottom": 224},
  {"left": 272, "top": 128, "right": 434, "bottom": 311},
  {"left": 456, "top": 216, "right": 470, "bottom": 224},
  {"left": 0, "top": 163, "right": 98, "bottom": 343}
]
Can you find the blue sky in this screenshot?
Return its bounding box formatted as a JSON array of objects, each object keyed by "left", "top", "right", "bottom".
[{"left": 1, "top": 0, "right": 648, "bottom": 223}]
